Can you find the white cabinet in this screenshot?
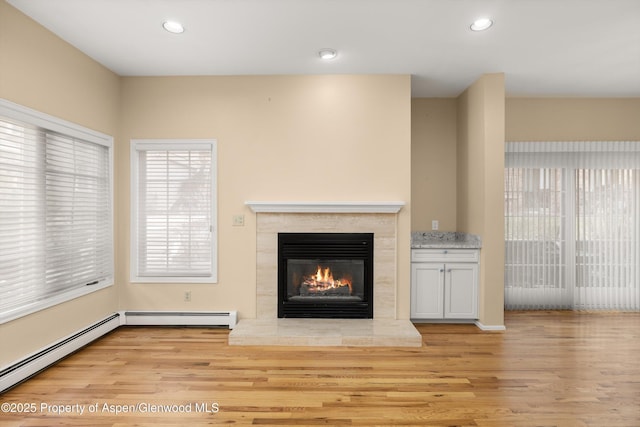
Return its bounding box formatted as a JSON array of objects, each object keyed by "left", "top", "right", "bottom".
[{"left": 411, "top": 249, "right": 479, "bottom": 320}]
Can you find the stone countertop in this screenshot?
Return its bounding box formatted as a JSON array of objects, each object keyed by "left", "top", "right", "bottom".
[{"left": 411, "top": 231, "right": 482, "bottom": 249}]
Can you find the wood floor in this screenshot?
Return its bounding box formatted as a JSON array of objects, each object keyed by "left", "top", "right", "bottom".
[{"left": 1, "top": 311, "right": 639, "bottom": 426}]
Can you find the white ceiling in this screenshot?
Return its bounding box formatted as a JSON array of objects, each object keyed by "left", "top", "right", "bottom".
[{"left": 7, "top": 0, "right": 640, "bottom": 97}]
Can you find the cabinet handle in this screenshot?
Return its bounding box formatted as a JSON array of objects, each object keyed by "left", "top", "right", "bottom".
[
  {"left": 443, "top": 250, "right": 448, "bottom": 254},
  {"left": 439, "top": 268, "right": 444, "bottom": 273},
  {"left": 447, "top": 269, "right": 452, "bottom": 273}
]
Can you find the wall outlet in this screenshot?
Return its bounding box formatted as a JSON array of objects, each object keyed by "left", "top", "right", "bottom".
[
  {"left": 232, "top": 214, "right": 245, "bottom": 226},
  {"left": 184, "top": 291, "right": 191, "bottom": 302},
  {"left": 431, "top": 220, "right": 439, "bottom": 230}
]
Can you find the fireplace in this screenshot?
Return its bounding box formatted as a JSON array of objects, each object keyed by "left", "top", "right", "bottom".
[{"left": 278, "top": 232, "right": 374, "bottom": 318}]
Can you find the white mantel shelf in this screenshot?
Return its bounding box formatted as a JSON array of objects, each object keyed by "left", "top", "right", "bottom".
[{"left": 245, "top": 201, "right": 405, "bottom": 214}]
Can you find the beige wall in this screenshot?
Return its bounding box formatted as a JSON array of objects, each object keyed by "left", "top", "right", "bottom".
[
  {"left": 0, "top": 2, "right": 120, "bottom": 366},
  {"left": 506, "top": 98, "right": 640, "bottom": 141},
  {"left": 118, "top": 75, "right": 413, "bottom": 319},
  {"left": 411, "top": 98, "right": 457, "bottom": 231},
  {"left": 456, "top": 74, "right": 505, "bottom": 327},
  {"left": 1, "top": 2, "right": 413, "bottom": 370}
]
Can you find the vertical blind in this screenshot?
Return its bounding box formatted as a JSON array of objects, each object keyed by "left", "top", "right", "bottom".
[
  {"left": 505, "top": 141, "right": 640, "bottom": 311},
  {"left": 0, "top": 109, "right": 113, "bottom": 323},
  {"left": 505, "top": 166, "right": 568, "bottom": 308},
  {"left": 131, "top": 141, "right": 215, "bottom": 281}
]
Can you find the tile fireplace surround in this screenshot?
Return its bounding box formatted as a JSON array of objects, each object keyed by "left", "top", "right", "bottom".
[{"left": 228, "top": 202, "right": 422, "bottom": 347}]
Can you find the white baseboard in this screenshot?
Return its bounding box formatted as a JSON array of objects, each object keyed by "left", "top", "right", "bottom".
[
  {"left": 474, "top": 320, "right": 507, "bottom": 331},
  {"left": 123, "top": 311, "right": 237, "bottom": 329}
]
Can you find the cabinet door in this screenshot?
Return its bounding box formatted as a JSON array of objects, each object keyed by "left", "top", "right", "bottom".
[
  {"left": 443, "top": 263, "right": 478, "bottom": 319},
  {"left": 411, "top": 263, "right": 444, "bottom": 319}
]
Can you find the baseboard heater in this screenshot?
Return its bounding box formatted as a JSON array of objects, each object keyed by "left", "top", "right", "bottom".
[
  {"left": 1, "top": 310, "right": 237, "bottom": 393},
  {"left": 123, "top": 311, "right": 237, "bottom": 329},
  {"left": 0, "top": 313, "right": 121, "bottom": 393}
]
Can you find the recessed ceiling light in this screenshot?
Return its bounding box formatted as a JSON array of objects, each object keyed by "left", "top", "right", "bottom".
[
  {"left": 319, "top": 49, "right": 338, "bottom": 60},
  {"left": 470, "top": 18, "right": 493, "bottom": 31},
  {"left": 162, "top": 20, "right": 185, "bottom": 34}
]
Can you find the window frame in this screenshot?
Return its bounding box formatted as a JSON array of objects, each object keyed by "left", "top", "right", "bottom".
[
  {"left": 0, "top": 98, "right": 114, "bottom": 324},
  {"left": 130, "top": 139, "right": 218, "bottom": 284}
]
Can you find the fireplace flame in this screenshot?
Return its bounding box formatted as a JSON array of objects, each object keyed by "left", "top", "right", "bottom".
[
  {"left": 303, "top": 265, "right": 352, "bottom": 294},
  {"left": 315, "top": 266, "right": 333, "bottom": 284}
]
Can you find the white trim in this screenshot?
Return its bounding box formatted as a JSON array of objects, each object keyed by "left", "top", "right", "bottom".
[
  {"left": 506, "top": 140, "right": 640, "bottom": 153},
  {"left": 245, "top": 201, "right": 405, "bottom": 214},
  {"left": 123, "top": 311, "right": 237, "bottom": 328},
  {"left": 474, "top": 320, "right": 507, "bottom": 331},
  {"left": 0, "top": 98, "right": 112, "bottom": 147},
  {"left": 131, "top": 140, "right": 214, "bottom": 151},
  {"left": 131, "top": 276, "right": 216, "bottom": 284}
]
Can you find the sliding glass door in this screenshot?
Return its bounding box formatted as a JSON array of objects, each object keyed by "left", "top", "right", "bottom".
[
  {"left": 574, "top": 169, "right": 640, "bottom": 309},
  {"left": 505, "top": 142, "right": 640, "bottom": 311}
]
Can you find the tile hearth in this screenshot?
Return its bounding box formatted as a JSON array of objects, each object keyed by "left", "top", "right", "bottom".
[{"left": 228, "top": 318, "right": 422, "bottom": 347}]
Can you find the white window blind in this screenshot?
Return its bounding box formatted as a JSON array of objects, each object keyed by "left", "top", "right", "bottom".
[
  {"left": 131, "top": 140, "right": 217, "bottom": 283},
  {"left": 505, "top": 141, "right": 640, "bottom": 311},
  {"left": 0, "top": 100, "right": 113, "bottom": 323},
  {"left": 505, "top": 167, "right": 568, "bottom": 309}
]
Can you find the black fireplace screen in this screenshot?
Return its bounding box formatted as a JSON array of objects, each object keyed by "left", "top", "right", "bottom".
[{"left": 278, "top": 233, "right": 373, "bottom": 318}]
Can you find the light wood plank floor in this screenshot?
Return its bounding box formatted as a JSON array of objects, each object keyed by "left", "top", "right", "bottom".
[{"left": 1, "top": 311, "right": 639, "bottom": 426}]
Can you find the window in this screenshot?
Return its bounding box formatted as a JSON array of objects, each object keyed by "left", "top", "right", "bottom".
[
  {"left": 0, "top": 99, "right": 113, "bottom": 324},
  {"left": 505, "top": 141, "right": 640, "bottom": 311},
  {"left": 130, "top": 140, "right": 217, "bottom": 283}
]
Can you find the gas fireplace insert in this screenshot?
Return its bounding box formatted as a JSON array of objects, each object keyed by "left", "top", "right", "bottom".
[{"left": 278, "top": 232, "right": 374, "bottom": 318}]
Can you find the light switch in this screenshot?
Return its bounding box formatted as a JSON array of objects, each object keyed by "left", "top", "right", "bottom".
[{"left": 431, "top": 220, "right": 439, "bottom": 230}]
